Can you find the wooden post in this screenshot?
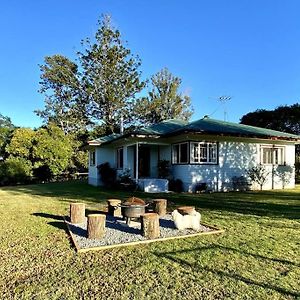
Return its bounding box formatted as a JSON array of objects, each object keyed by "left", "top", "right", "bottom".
[
  {"left": 177, "top": 206, "right": 195, "bottom": 215},
  {"left": 141, "top": 213, "right": 160, "bottom": 239},
  {"left": 153, "top": 199, "right": 167, "bottom": 217},
  {"left": 87, "top": 214, "right": 106, "bottom": 239},
  {"left": 107, "top": 199, "right": 122, "bottom": 217},
  {"left": 70, "top": 203, "right": 85, "bottom": 224}
]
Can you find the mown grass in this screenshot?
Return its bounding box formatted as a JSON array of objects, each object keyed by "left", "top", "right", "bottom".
[{"left": 0, "top": 181, "right": 299, "bottom": 299}]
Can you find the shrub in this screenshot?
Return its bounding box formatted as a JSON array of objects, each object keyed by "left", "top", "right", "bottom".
[
  {"left": 247, "top": 165, "right": 270, "bottom": 190},
  {"left": 0, "top": 157, "right": 32, "bottom": 186},
  {"left": 169, "top": 178, "right": 183, "bottom": 193},
  {"left": 158, "top": 160, "right": 170, "bottom": 178},
  {"left": 33, "top": 165, "right": 53, "bottom": 182},
  {"left": 97, "top": 162, "right": 117, "bottom": 188}
]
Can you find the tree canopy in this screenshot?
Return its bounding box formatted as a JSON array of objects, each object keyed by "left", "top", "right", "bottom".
[
  {"left": 79, "top": 15, "right": 145, "bottom": 133},
  {"left": 240, "top": 103, "right": 300, "bottom": 135},
  {"left": 135, "top": 68, "right": 193, "bottom": 126}
]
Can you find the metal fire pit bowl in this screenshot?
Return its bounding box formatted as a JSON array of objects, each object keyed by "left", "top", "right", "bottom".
[{"left": 120, "top": 203, "right": 149, "bottom": 225}]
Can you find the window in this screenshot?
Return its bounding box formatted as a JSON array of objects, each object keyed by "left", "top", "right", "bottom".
[
  {"left": 89, "top": 150, "right": 95, "bottom": 166},
  {"left": 261, "top": 146, "right": 284, "bottom": 165},
  {"left": 116, "top": 147, "right": 124, "bottom": 169},
  {"left": 172, "top": 142, "right": 189, "bottom": 164},
  {"left": 190, "top": 142, "right": 218, "bottom": 164}
]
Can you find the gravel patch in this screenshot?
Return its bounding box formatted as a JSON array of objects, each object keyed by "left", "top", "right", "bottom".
[{"left": 66, "top": 214, "right": 215, "bottom": 250}]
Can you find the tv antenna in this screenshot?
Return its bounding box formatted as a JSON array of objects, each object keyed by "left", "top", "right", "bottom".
[{"left": 218, "top": 95, "right": 231, "bottom": 121}]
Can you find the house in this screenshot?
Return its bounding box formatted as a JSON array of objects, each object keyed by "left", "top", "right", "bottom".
[{"left": 88, "top": 116, "right": 299, "bottom": 192}]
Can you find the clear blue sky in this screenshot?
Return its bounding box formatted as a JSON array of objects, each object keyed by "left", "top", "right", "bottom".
[{"left": 1, "top": 0, "right": 300, "bottom": 128}]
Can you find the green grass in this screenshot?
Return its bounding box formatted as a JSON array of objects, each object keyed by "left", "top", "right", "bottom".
[{"left": 0, "top": 181, "right": 299, "bottom": 299}]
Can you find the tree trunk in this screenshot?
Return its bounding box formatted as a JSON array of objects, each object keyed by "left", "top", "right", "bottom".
[
  {"left": 141, "top": 213, "right": 160, "bottom": 239},
  {"left": 153, "top": 199, "right": 167, "bottom": 217},
  {"left": 70, "top": 203, "right": 85, "bottom": 224},
  {"left": 87, "top": 214, "right": 106, "bottom": 239}
]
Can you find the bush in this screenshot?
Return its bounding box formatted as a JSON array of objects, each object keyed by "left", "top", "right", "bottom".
[
  {"left": 97, "top": 162, "right": 117, "bottom": 188},
  {"left": 158, "top": 160, "right": 170, "bottom": 178},
  {"left": 33, "top": 165, "right": 53, "bottom": 182},
  {"left": 0, "top": 157, "right": 32, "bottom": 186},
  {"left": 169, "top": 178, "right": 183, "bottom": 193}
]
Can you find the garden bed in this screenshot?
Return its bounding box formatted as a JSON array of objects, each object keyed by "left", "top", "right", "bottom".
[{"left": 65, "top": 214, "right": 224, "bottom": 253}]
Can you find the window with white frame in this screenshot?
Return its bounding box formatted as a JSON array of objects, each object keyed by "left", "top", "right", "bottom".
[
  {"left": 172, "top": 142, "right": 189, "bottom": 164},
  {"left": 89, "top": 150, "right": 96, "bottom": 166},
  {"left": 261, "top": 146, "right": 285, "bottom": 165},
  {"left": 190, "top": 142, "right": 218, "bottom": 164},
  {"left": 116, "top": 147, "right": 124, "bottom": 169}
]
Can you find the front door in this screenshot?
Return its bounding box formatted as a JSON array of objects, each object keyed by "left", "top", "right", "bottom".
[{"left": 135, "top": 145, "right": 150, "bottom": 178}]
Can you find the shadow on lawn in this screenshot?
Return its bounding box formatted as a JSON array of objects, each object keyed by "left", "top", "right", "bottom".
[
  {"left": 153, "top": 244, "right": 300, "bottom": 298},
  {"left": 4, "top": 181, "right": 300, "bottom": 219}
]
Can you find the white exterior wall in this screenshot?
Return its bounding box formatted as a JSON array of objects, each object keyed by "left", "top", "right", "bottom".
[
  {"left": 88, "top": 146, "right": 115, "bottom": 186},
  {"left": 172, "top": 141, "right": 295, "bottom": 192}
]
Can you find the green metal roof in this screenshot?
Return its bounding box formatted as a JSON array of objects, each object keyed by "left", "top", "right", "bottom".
[
  {"left": 89, "top": 117, "right": 299, "bottom": 145},
  {"left": 169, "top": 117, "right": 300, "bottom": 139},
  {"left": 136, "top": 119, "right": 188, "bottom": 135}
]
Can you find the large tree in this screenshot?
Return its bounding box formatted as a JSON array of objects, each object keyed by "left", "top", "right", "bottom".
[
  {"left": 240, "top": 103, "right": 300, "bottom": 135},
  {"left": 79, "top": 15, "right": 145, "bottom": 134},
  {"left": 0, "top": 113, "right": 14, "bottom": 159},
  {"left": 135, "top": 68, "right": 193, "bottom": 125},
  {"left": 35, "top": 55, "right": 88, "bottom": 134}
]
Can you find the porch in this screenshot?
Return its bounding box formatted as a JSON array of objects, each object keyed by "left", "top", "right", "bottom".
[{"left": 120, "top": 142, "right": 170, "bottom": 192}]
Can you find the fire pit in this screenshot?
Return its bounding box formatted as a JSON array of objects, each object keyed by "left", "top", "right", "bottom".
[{"left": 120, "top": 197, "right": 148, "bottom": 225}]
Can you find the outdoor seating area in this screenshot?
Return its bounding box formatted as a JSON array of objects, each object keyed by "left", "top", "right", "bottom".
[{"left": 65, "top": 197, "right": 224, "bottom": 252}]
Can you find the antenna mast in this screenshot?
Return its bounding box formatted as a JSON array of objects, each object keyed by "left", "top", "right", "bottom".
[{"left": 218, "top": 95, "right": 231, "bottom": 121}]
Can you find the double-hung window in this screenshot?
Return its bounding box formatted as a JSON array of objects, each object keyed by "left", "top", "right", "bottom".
[
  {"left": 261, "top": 146, "right": 285, "bottom": 165},
  {"left": 190, "top": 142, "right": 218, "bottom": 164},
  {"left": 116, "top": 147, "right": 124, "bottom": 169},
  {"left": 172, "top": 142, "right": 189, "bottom": 164}
]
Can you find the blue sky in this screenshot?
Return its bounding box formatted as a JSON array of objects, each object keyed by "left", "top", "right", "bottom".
[{"left": 1, "top": 0, "right": 300, "bottom": 128}]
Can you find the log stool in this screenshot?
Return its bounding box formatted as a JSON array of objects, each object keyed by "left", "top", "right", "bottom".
[
  {"left": 107, "top": 199, "right": 122, "bottom": 217},
  {"left": 141, "top": 213, "right": 160, "bottom": 239},
  {"left": 70, "top": 203, "right": 85, "bottom": 224},
  {"left": 153, "top": 199, "right": 167, "bottom": 217},
  {"left": 177, "top": 206, "right": 196, "bottom": 215},
  {"left": 87, "top": 214, "right": 106, "bottom": 239}
]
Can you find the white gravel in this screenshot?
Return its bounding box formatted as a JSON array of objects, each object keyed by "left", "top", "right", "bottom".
[{"left": 66, "top": 214, "right": 214, "bottom": 250}]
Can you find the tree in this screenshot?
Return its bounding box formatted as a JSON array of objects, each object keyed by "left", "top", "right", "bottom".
[
  {"left": 32, "top": 124, "right": 74, "bottom": 176},
  {"left": 0, "top": 113, "right": 15, "bottom": 159},
  {"left": 79, "top": 15, "right": 145, "bottom": 134},
  {"left": 35, "top": 55, "right": 88, "bottom": 134},
  {"left": 135, "top": 68, "right": 193, "bottom": 125},
  {"left": 5, "top": 128, "right": 35, "bottom": 159},
  {"left": 247, "top": 165, "right": 270, "bottom": 190},
  {"left": 240, "top": 103, "right": 300, "bottom": 135}
]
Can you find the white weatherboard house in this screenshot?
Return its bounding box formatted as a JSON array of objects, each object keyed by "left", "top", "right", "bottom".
[{"left": 88, "top": 117, "right": 299, "bottom": 192}]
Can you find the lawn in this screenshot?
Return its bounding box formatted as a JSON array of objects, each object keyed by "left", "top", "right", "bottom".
[{"left": 0, "top": 181, "right": 299, "bottom": 299}]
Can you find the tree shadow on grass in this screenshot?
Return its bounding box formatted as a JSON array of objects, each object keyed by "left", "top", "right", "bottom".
[
  {"left": 4, "top": 181, "right": 300, "bottom": 219},
  {"left": 153, "top": 245, "right": 300, "bottom": 298}
]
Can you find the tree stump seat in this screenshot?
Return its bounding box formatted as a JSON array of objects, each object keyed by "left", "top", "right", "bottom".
[
  {"left": 87, "top": 214, "right": 106, "bottom": 239},
  {"left": 141, "top": 213, "right": 160, "bottom": 239},
  {"left": 177, "top": 206, "right": 196, "bottom": 215},
  {"left": 153, "top": 199, "right": 167, "bottom": 217},
  {"left": 107, "top": 199, "right": 122, "bottom": 217},
  {"left": 70, "top": 203, "right": 86, "bottom": 224}
]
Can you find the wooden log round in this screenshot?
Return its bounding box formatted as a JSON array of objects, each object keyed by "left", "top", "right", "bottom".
[
  {"left": 107, "top": 199, "right": 122, "bottom": 217},
  {"left": 87, "top": 214, "right": 106, "bottom": 239},
  {"left": 141, "top": 213, "right": 160, "bottom": 239},
  {"left": 70, "top": 202, "right": 85, "bottom": 224},
  {"left": 153, "top": 199, "right": 167, "bottom": 217},
  {"left": 177, "top": 206, "right": 195, "bottom": 215}
]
